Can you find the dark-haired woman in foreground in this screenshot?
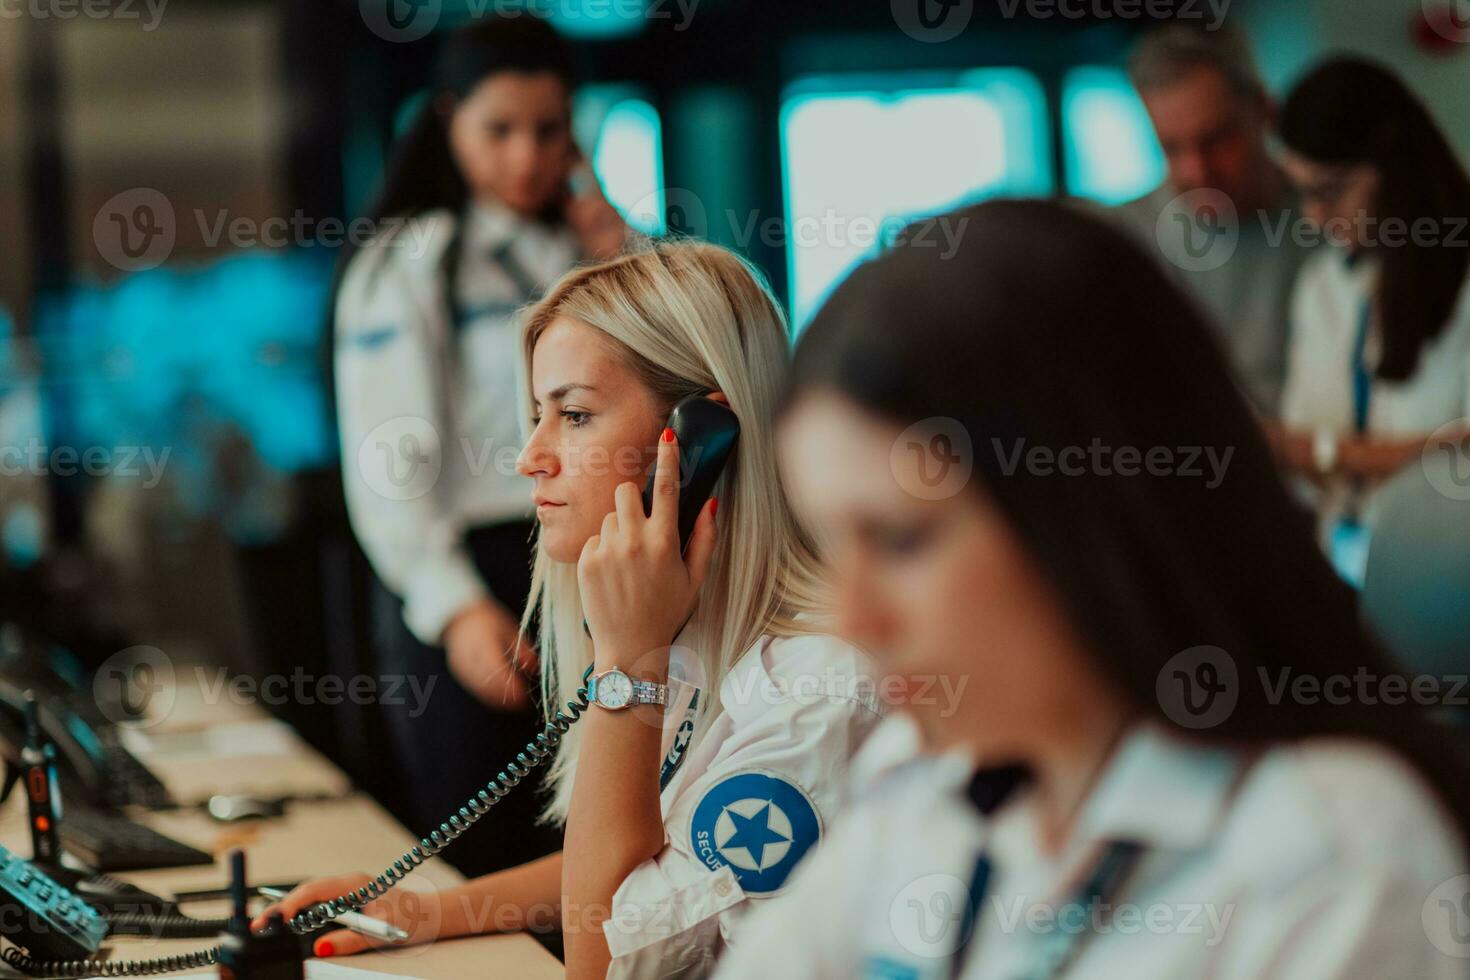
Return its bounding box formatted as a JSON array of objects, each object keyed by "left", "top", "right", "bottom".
[{"left": 716, "top": 200, "right": 1470, "bottom": 978}]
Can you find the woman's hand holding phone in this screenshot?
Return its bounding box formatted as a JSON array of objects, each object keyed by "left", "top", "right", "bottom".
[
  {"left": 563, "top": 148, "right": 628, "bottom": 261},
  {"left": 577, "top": 429, "right": 718, "bottom": 669}
]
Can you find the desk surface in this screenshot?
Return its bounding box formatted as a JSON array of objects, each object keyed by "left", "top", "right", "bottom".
[{"left": 0, "top": 682, "right": 563, "bottom": 979}]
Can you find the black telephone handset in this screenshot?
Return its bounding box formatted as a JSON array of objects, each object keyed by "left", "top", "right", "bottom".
[
  {"left": 0, "top": 682, "right": 104, "bottom": 810},
  {"left": 582, "top": 395, "right": 739, "bottom": 638},
  {"left": 641, "top": 395, "right": 741, "bottom": 552},
  {"left": 0, "top": 676, "right": 173, "bottom": 812},
  {"left": 0, "top": 399, "right": 741, "bottom": 977}
]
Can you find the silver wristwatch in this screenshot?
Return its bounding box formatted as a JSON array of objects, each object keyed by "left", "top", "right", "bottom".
[
  {"left": 588, "top": 668, "right": 667, "bottom": 711},
  {"left": 1312, "top": 426, "right": 1340, "bottom": 476}
]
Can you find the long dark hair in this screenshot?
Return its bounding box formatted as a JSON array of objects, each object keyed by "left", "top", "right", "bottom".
[
  {"left": 783, "top": 199, "right": 1470, "bottom": 845},
  {"left": 319, "top": 16, "right": 575, "bottom": 436},
  {"left": 331, "top": 15, "right": 575, "bottom": 331},
  {"left": 1280, "top": 57, "right": 1470, "bottom": 382}
]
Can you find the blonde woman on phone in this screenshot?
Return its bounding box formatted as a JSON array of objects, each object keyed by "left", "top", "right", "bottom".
[{"left": 265, "top": 242, "right": 884, "bottom": 978}]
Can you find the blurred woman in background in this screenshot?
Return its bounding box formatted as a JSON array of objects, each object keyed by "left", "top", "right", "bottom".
[
  {"left": 716, "top": 200, "right": 1470, "bottom": 979},
  {"left": 333, "top": 15, "right": 628, "bottom": 877},
  {"left": 1271, "top": 58, "right": 1470, "bottom": 538}
]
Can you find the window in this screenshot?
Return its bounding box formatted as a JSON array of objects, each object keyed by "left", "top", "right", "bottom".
[
  {"left": 780, "top": 70, "right": 1051, "bottom": 332},
  {"left": 1063, "top": 66, "right": 1165, "bottom": 206},
  {"left": 574, "top": 86, "right": 666, "bottom": 235}
]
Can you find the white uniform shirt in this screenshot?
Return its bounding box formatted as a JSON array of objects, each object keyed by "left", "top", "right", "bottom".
[
  {"left": 603, "top": 627, "right": 885, "bottom": 979},
  {"left": 1282, "top": 251, "right": 1470, "bottom": 436},
  {"left": 335, "top": 202, "right": 580, "bottom": 643},
  {"left": 715, "top": 715, "right": 1469, "bottom": 980}
]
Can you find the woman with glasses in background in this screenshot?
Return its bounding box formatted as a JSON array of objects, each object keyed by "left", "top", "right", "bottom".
[{"left": 1269, "top": 58, "right": 1470, "bottom": 541}]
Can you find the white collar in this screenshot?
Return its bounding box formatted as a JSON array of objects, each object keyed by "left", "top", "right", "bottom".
[
  {"left": 982, "top": 723, "right": 1244, "bottom": 869},
  {"left": 1072, "top": 722, "right": 1243, "bottom": 850},
  {"left": 462, "top": 197, "right": 568, "bottom": 253}
]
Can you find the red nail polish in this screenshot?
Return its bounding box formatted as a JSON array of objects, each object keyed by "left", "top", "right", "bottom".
[
  {"left": 661, "top": 427, "right": 675, "bottom": 443},
  {"left": 315, "top": 940, "right": 335, "bottom": 958},
  {"left": 710, "top": 498, "right": 718, "bottom": 518}
]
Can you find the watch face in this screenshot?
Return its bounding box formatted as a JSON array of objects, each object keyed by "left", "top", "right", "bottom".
[{"left": 596, "top": 671, "right": 634, "bottom": 709}]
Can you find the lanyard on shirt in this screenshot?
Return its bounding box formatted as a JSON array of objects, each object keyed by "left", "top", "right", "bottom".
[
  {"left": 1351, "top": 298, "right": 1373, "bottom": 436},
  {"left": 948, "top": 838, "right": 1145, "bottom": 980},
  {"left": 1338, "top": 297, "right": 1376, "bottom": 528},
  {"left": 659, "top": 689, "right": 699, "bottom": 790},
  {"left": 491, "top": 239, "right": 544, "bottom": 300},
  {"left": 449, "top": 238, "right": 548, "bottom": 333}
]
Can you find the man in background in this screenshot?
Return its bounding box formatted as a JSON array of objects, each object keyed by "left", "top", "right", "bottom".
[{"left": 1113, "top": 23, "right": 1314, "bottom": 416}]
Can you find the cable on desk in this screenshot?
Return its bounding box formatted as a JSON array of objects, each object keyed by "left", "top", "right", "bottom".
[{"left": 3, "top": 666, "right": 594, "bottom": 978}]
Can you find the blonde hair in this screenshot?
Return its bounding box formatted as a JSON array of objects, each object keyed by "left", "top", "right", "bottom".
[{"left": 516, "top": 241, "right": 830, "bottom": 823}]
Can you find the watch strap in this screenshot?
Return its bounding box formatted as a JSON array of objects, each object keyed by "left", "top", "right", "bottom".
[{"left": 631, "top": 679, "right": 667, "bottom": 706}]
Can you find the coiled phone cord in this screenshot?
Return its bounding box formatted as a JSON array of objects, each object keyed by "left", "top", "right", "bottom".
[
  {"left": 104, "top": 913, "right": 231, "bottom": 940},
  {"left": 285, "top": 665, "right": 593, "bottom": 933},
  {"left": 1, "top": 945, "right": 220, "bottom": 978},
  {"left": 2, "top": 667, "right": 594, "bottom": 978}
]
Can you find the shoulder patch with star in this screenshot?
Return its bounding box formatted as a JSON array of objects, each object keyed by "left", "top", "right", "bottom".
[{"left": 689, "top": 768, "right": 822, "bottom": 895}]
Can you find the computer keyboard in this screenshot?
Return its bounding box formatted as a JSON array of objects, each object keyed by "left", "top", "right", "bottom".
[
  {"left": 100, "top": 740, "right": 175, "bottom": 809},
  {"left": 59, "top": 807, "right": 214, "bottom": 872}
]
